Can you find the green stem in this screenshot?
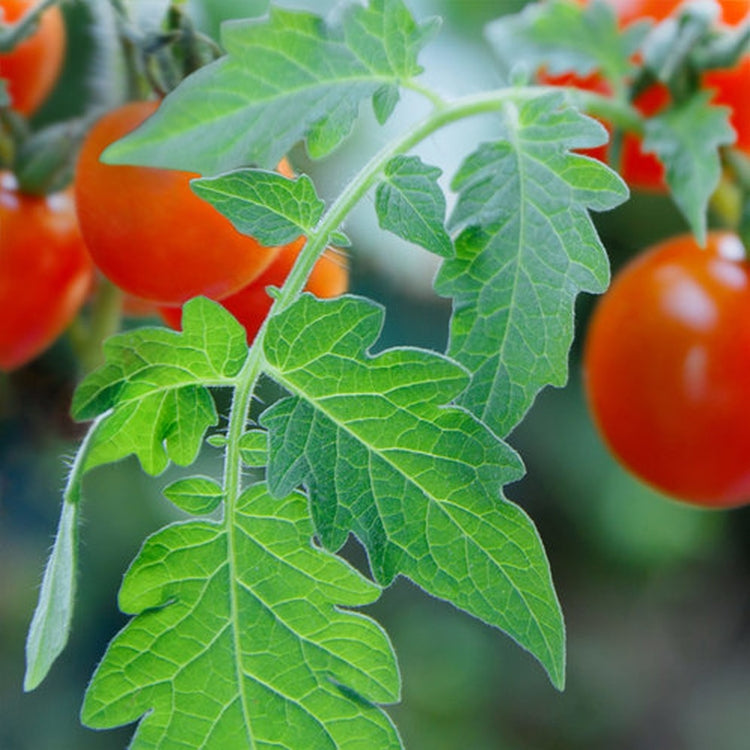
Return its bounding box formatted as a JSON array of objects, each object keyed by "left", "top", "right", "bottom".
[
  {"left": 222, "top": 346, "right": 266, "bottom": 749},
  {"left": 69, "top": 277, "right": 123, "bottom": 374}
]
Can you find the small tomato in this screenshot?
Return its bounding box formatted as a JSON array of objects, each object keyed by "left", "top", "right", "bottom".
[
  {"left": 584, "top": 231, "right": 750, "bottom": 507},
  {"left": 0, "top": 0, "right": 66, "bottom": 116},
  {"left": 0, "top": 173, "right": 94, "bottom": 370}
]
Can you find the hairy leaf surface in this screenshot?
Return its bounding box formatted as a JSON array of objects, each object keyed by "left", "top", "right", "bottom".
[
  {"left": 435, "top": 92, "right": 627, "bottom": 437},
  {"left": 73, "top": 299, "right": 248, "bottom": 475},
  {"left": 103, "top": 0, "right": 438, "bottom": 174},
  {"left": 82, "top": 485, "right": 401, "bottom": 749},
  {"left": 261, "top": 295, "right": 565, "bottom": 689}
]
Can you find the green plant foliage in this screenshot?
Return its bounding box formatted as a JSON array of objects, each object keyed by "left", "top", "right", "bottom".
[
  {"left": 643, "top": 92, "right": 735, "bottom": 243},
  {"left": 81, "top": 485, "right": 402, "bottom": 749},
  {"left": 24, "top": 498, "right": 79, "bottom": 692},
  {"left": 486, "top": 0, "right": 646, "bottom": 84},
  {"left": 435, "top": 93, "right": 627, "bottom": 437},
  {"left": 261, "top": 295, "right": 565, "bottom": 689},
  {"left": 103, "top": 0, "right": 439, "bottom": 173},
  {"left": 239, "top": 429, "right": 268, "bottom": 467},
  {"left": 375, "top": 155, "right": 453, "bottom": 257},
  {"left": 192, "top": 171, "right": 326, "bottom": 246},
  {"left": 72, "top": 300, "right": 248, "bottom": 475},
  {"left": 27, "top": 0, "right": 735, "bottom": 744},
  {"left": 163, "top": 476, "right": 225, "bottom": 515}
]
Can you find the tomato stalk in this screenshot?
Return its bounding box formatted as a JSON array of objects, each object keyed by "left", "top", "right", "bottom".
[{"left": 68, "top": 276, "right": 123, "bottom": 373}]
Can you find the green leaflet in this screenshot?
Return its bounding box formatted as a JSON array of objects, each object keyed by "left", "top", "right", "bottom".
[
  {"left": 82, "top": 485, "right": 401, "bottom": 749},
  {"left": 73, "top": 298, "right": 247, "bottom": 475},
  {"left": 375, "top": 155, "right": 453, "bottom": 258},
  {"left": 102, "top": 0, "right": 439, "bottom": 173},
  {"left": 643, "top": 91, "right": 735, "bottom": 244},
  {"left": 191, "top": 171, "right": 325, "bottom": 247},
  {"left": 435, "top": 92, "right": 627, "bottom": 437},
  {"left": 262, "top": 295, "right": 565, "bottom": 689}
]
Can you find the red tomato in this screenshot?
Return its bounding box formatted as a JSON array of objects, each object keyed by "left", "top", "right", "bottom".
[
  {"left": 0, "top": 0, "right": 65, "bottom": 116},
  {"left": 0, "top": 173, "right": 94, "bottom": 370},
  {"left": 583, "top": 232, "right": 750, "bottom": 507},
  {"left": 74, "top": 101, "right": 284, "bottom": 305},
  {"left": 543, "top": 0, "right": 750, "bottom": 190},
  {"left": 160, "top": 237, "right": 348, "bottom": 343}
]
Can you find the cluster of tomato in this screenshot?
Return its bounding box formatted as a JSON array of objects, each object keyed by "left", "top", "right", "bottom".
[
  {"left": 0, "top": 0, "right": 346, "bottom": 372},
  {"left": 558, "top": 0, "right": 750, "bottom": 508}
]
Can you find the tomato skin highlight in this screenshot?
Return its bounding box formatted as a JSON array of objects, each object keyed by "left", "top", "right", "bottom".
[
  {"left": 0, "top": 0, "right": 66, "bottom": 116},
  {"left": 0, "top": 173, "right": 94, "bottom": 371},
  {"left": 74, "top": 101, "right": 283, "bottom": 305},
  {"left": 160, "top": 237, "right": 348, "bottom": 343},
  {"left": 583, "top": 232, "right": 750, "bottom": 507}
]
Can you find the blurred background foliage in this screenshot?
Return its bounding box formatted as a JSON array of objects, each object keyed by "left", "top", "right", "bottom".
[{"left": 2, "top": 0, "right": 750, "bottom": 748}]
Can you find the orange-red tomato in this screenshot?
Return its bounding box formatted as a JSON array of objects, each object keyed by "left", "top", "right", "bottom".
[
  {"left": 74, "top": 101, "right": 284, "bottom": 305},
  {"left": 0, "top": 0, "right": 65, "bottom": 116},
  {"left": 0, "top": 173, "right": 94, "bottom": 370},
  {"left": 160, "top": 237, "right": 348, "bottom": 343},
  {"left": 543, "top": 0, "right": 750, "bottom": 190},
  {"left": 584, "top": 232, "right": 750, "bottom": 507}
]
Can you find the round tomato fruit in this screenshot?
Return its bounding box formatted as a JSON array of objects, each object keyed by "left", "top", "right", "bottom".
[
  {"left": 160, "top": 237, "right": 348, "bottom": 343},
  {"left": 583, "top": 232, "right": 750, "bottom": 507},
  {"left": 74, "top": 101, "right": 284, "bottom": 305},
  {"left": 0, "top": 172, "right": 94, "bottom": 371},
  {"left": 0, "top": 0, "right": 66, "bottom": 116}
]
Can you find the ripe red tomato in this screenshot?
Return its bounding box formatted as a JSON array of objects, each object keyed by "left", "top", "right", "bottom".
[
  {"left": 543, "top": 0, "right": 750, "bottom": 190},
  {"left": 0, "top": 0, "right": 65, "bottom": 116},
  {"left": 583, "top": 231, "right": 750, "bottom": 507},
  {"left": 74, "top": 101, "right": 284, "bottom": 305},
  {"left": 0, "top": 173, "right": 94, "bottom": 371},
  {"left": 159, "top": 237, "right": 348, "bottom": 343}
]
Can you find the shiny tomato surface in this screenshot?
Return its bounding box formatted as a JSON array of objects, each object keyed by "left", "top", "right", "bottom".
[
  {"left": 584, "top": 232, "right": 750, "bottom": 507},
  {"left": 0, "top": 0, "right": 65, "bottom": 115},
  {"left": 74, "top": 101, "right": 283, "bottom": 305},
  {"left": 160, "top": 237, "right": 348, "bottom": 343},
  {"left": 0, "top": 173, "right": 94, "bottom": 370}
]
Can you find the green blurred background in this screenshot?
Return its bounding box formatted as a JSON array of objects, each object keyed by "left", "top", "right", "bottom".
[{"left": 2, "top": 1, "right": 750, "bottom": 748}]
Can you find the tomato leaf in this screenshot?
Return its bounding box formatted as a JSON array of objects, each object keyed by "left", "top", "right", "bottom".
[
  {"left": 435, "top": 92, "right": 627, "bottom": 437},
  {"left": 486, "top": 0, "right": 646, "bottom": 86},
  {"left": 163, "top": 476, "right": 224, "bottom": 515},
  {"left": 375, "top": 155, "right": 453, "bottom": 257},
  {"left": 24, "top": 498, "right": 78, "bottom": 692},
  {"left": 191, "top": 170, "right": 325, "bottom": 246},
  {"left": 73, "top": 298, "right": 248, "bottom": 475},
  {"left": 102, "top": 0, "right": 438, "bottom": 174},
  {"left": 261, "top": 295, "right": 565, "bottom": 690},
  {"left": 81, "top": 485, "right": 401, "bottom": 749},
  {"left": 643, "top": 92, "right": 735, "bottom": 244},
  {"left": 239, "top": 429, "right": 268, "bottom": 467}
]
